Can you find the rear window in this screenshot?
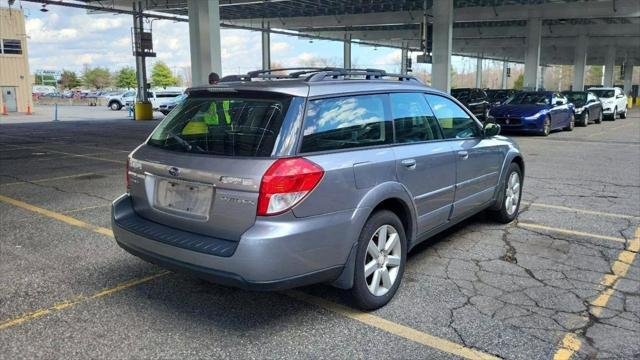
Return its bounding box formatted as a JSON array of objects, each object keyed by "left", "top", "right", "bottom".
[
  {"left": 148, "top": 93, "right": 293, "bottom": 157},
  {"left": 300, "top": 94, "right": 392, "bottom": 153}
]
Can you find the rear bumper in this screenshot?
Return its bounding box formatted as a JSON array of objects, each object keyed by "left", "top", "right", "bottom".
[{"left": 111, "top": 194, "right": 356, "bottom": 290}]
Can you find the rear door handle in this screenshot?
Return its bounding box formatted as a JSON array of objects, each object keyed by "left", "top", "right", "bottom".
[
  {"left": 458, "top": 151, "right": 469, "bottom": 160},
  {"left": 401, "top": 159, "right": 416, "bottom": 169}
]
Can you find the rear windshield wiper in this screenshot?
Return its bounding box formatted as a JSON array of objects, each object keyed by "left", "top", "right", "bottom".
[{"left": 167, "top": 132, "right": 205, "bottom": 153}]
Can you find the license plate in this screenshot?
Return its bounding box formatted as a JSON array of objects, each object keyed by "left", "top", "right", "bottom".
[{"left": 155, "top": 178, "right": 213, "bottom": 219}]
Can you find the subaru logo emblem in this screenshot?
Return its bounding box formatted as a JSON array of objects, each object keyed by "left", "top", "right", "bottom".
[{"left": 168, "top": 167, "right": 180, "bottom": 177}]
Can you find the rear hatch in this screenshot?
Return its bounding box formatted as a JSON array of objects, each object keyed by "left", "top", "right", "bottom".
[{"left": 127, "top": 90, "right": 301, "bottom": 241}]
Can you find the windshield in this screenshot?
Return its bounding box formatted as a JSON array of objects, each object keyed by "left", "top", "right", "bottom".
[
  {"left": 590, "top": 89, "right": 615, "bottom": 98},
  {"left": 506, "top": 92, "right": 550, "bottom": 105},
  {"left": 451, "top": 89, "right": 471, "bottom": 102},
  {"left": 564, "top": 92, "right": 587, "bottom": 105},
  {"left": 148, "top": 93, "right": 293, "bottom": 157},
  {"left": 486, "top": 90, "right": 510, "bottom": 102}
]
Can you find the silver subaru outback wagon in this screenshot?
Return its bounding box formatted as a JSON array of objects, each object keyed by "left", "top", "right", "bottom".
[{"left": 112, "top": 68, "right": 524, "bottom": 309}]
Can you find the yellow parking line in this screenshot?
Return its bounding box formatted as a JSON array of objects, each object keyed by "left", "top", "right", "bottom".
[
  {"left": 552, "top": 227, "right": 639, "bottom": 360},
  {"left": 1, "top": 143, "right": 124, "bottom": 164},
  {"left": 285, "top": 290, "right": 500, "bottom": 360},
  {"left": 517, "top": 222, "right": 627, "bottom": 243},
  {"left": 528, "top": 203, "right": 639, "bottom": 220},
  {"left": 1, "top": 172, "right": 105, "bottom": 187},
  {"left": 63, "top": 204, "right": 111, "bottom": 214},
  {"left": 0, "top": 271, "right": 170, "bottom": 331},
  {"left": 0, "top": 194, "right": 113, "bottom": 237}
]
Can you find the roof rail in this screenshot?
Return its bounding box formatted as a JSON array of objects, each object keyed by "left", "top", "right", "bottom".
[{"left": 219, "top": 67, "right": 422, "bottom": 84}]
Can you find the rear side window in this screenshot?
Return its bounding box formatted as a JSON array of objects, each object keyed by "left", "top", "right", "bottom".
[
  {"left": 425, "top": 94, "right": 480, "bottom": 139},
  {"left": 390, "top": 93, "right": 442, "bottom": 143},
  {"left": 148, "top": 93, "right": 293, "bottom": 157},
  {"left": 300, "top": 94, "right": 391, "bottom": 153}
]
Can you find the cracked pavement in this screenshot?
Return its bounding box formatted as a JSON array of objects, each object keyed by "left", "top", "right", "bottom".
[{"left": 1, "top": 111, "right": 639, "bottom": 359}]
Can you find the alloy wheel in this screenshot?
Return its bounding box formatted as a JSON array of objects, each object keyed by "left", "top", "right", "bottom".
[
  {"left": 365, "top": 225, "right": 402, "bottom": 296},
  {"left": 583, "top": 112, "right": 589, "bottom": 126},
  {"left": 543, "top": 118, "right": 550, "bottom": 136},
  {"left": 504, "top": 172, "right": 521, "bottom": 216}
]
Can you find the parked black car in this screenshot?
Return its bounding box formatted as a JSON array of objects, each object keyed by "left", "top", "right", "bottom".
[
  {"left": 486, "top": 89, "right": 518, "bottom": 107},
  {"left": 561, "top": 91, "right": 603, "bottom": 126},
  {"left": 451, "top": 88, "right": 491, "bottom": 121}
]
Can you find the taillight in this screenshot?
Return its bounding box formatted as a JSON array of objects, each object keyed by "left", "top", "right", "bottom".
[
  {"left": 257, "top": 157, "right": 324, "bottom": 216},
  {"left": 125, "top": 158, "right": 131, "bottom": 192}
]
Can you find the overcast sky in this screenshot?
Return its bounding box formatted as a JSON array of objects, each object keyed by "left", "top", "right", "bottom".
[{"left": 5, "top": 0, "right": 405, "bottom": 79}]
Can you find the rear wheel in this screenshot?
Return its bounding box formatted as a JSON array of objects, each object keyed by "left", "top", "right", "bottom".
[
  {"left": 563, "top": 114, "right": 575, "bottom": 131},
  {"left": 350, "top": 210, "right": 406, "bottom": 310},
  {"left": 488, "top": 162, "right": 522, "bottom": 223}
]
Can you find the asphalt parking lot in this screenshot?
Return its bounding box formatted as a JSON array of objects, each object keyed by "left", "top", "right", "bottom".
[{"left": 1, "top": 111, "right": 638, "bottom": 359}]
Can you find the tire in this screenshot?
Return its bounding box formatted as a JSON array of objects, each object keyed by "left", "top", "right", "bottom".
[
  {"left": 563, "top": 114, "right": 575, "bottom": 131},
  {"left": 350, "top": 210, "right": 407, "bottom": 310},
  {"left": 488, "top": 162, "right": 523, "bottom": 224},
  {"left": 611, "top": 107, "right": 617, "bottom": 121},
  {"left": 539, "top": 116, "right": 551, "bottom": 136},
  {"left": 595, "top": 110, "right": 603, "bottom": 124},
  {"left": 620, "top": 107, "right": 627, "bottom": 119},
  {"left": 109, "top": 101, "right": 122, "bottom": 111},
  {"left": 580, "top": 111, "right": 589, "bottom": 127}
]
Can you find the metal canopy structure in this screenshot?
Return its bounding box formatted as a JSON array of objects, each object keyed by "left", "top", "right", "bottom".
[
  {"left": 20, "top": 0, "right": 640, "bottom": 91},
  {"left": 24, "top": 0, "right": 640, "bottom": 65}
]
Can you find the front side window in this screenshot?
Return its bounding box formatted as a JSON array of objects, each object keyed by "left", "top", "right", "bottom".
[
  {"left": 300, "top": 94, "right": 391, "bottom": 153},
  {"left": 390, "top": 93, "right": 442, "bottom": 143},
  {"left": 148, "top": 92, "right": 293, "bottom": 157},
  {"left": 425, "top": 94, "right": 480, "bottom": 139}
]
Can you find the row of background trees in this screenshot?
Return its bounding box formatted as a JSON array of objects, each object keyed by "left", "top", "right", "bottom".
[
  {"left": 34, "top": 61, "right": 183, "bottom": 90},
  {"left": 36, "top": 57, "right": 611, "bottom": 92}
]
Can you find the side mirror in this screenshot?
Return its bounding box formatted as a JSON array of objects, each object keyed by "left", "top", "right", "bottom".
[
  {"left": 483, "top": 122, "right": 501, "bottom": 138},
  {"left": 616, "top": 94, "right": 624, "bottom": 99},
  {"left": 555, "top": 100, "right": 563, "bottom": 106}
]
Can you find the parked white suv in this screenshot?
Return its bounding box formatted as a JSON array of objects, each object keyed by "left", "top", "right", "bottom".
[
  {"left": 107, "top": 89, "right": 184, "bottom": 111},
  {"left": 588, "top": 87, "right": 627, "bottom": 120},
  {"left": 107, "top": 90, "right": 136, "bottom": 111}
]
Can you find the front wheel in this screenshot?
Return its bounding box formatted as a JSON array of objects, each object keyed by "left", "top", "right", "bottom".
[
  {"left": 611, "top": 107, "right": 618, "bottom": 121},
  {"left": 488, "top": 162, "right": 523, "bottom": 223},
  {"left": 620, "top": 107, "right": 627, "bottom": 119},
  {"left": 350, "top": 210, "right": 407, "bottom": 310},
  {"left": 580, "top": 111, "right": 589, "bottom": 127},
  {"left": 595, "top": 111, "right": 603, "bottom": 124},
  {"left": 539, "top": 116, "right": 551, "bottom": 136},
  {"left": 563, "top": 114, "right": 575, "bottom": 131}
]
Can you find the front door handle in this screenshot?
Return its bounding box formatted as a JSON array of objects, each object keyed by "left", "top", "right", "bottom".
[
  {"left": 458, "top": 151, "right": 469, "bottom": 160},
  {"left": 401, "top": 159, "right": 417, "bottom": 169}
]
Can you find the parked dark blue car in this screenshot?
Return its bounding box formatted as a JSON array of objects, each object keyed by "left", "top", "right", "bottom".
[{"left": 489, "top": 91, "right": 575, "bottom": 136}]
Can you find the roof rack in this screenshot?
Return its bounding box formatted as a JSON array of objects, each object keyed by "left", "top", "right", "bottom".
[{"left": 220, "top": 67, "right": 422, "bottom": 84}]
